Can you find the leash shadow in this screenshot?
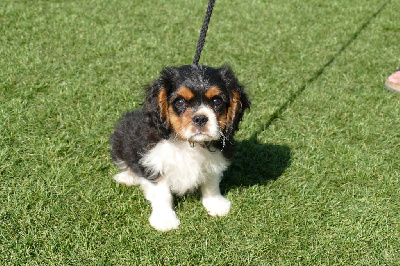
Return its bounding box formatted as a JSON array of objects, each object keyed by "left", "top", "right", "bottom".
[
  {"left": 221, "top": 135, "right": 291, "bottom": 192},
  {"left": 219, "top": 0, "right": 388, "bottom": 193}
]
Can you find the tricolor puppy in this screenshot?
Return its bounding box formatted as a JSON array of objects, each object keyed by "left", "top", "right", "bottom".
[{"left": 110, "top": 65, "right": 250, "bottom": 231}]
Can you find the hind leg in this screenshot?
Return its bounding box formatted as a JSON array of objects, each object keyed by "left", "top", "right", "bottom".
[
  {"left": 113, "top": 169, "right": 140, "bottom": 186},
  {"left": 112, "top": 160, "right": 140, "bottom": 186}
]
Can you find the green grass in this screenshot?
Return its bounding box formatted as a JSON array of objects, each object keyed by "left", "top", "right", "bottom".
[{"left": 1, "top": 0, "right": 400, "bottom": 264}]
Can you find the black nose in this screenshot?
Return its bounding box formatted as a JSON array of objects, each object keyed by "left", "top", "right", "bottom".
[{"left": 192, "top": 115, "right": 208, "bottom": 127}]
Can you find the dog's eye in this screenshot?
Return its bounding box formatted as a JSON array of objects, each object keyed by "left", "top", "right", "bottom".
[
  {"left": 174, "top": 98, "right": 186, "bottom": 108},
  {"left": 212, "top": 96, "right": 223, "bottom": 107}
]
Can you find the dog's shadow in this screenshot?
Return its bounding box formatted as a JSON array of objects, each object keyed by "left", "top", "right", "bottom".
[{"left": 221, "top": 136, "right": 291, "bottom": 192}]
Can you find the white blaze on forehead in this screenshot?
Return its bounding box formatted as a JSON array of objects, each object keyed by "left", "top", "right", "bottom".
[{"left": 181, "top": 104, "right": 220, "bottom": 141}]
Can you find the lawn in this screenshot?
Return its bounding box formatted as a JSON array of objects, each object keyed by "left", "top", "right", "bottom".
[{"left": 1, "top": 0, "right": 400, "bottom": 264}]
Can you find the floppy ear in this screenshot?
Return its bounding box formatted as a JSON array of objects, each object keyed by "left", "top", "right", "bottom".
[
  {"left": 219, "top": 65, "right": 250, "bottom": 139},
  {"left": 143, "top": 67, "right": 178, "bottom": 138}
]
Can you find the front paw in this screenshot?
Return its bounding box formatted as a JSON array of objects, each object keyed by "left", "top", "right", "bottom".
[
  {"left": 149, "top": 209, "right": 180, "bottom": 232},
  {"left": 202, "top": 196, "right": 231, "bottom": 216}
]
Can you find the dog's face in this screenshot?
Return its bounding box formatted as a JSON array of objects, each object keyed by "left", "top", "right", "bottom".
[
  {"left": 144, "top": 65, "right": 250, "bottom": 143},
  {"left": 164, "top": 85, "right": 227, "bottom": 142}
]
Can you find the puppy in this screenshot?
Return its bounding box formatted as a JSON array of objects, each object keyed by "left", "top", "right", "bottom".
[{"left": 110, "top": 65, "right": 250, "bottom": 231}]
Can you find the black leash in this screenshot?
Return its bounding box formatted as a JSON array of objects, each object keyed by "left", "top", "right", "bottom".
[{"left": 192, "top": 0, "right": 216, "bottom": 65}]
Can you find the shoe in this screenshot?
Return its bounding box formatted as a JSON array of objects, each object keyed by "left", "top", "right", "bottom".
[{"left": 384, "top": 69, "right": 400, "bottom": 94}]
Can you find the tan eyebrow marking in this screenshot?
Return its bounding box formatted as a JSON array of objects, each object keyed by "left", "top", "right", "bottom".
[
  {"left": 177, "top": 87, "right": 195, "bottom": 100},
  {"left": 205, "top": 86, "right": 222, "bottom": 99}
]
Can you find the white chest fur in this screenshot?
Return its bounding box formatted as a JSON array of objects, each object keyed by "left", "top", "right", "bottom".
[{"left": 139, "top": 139, "right": 229, "bottom": 195}]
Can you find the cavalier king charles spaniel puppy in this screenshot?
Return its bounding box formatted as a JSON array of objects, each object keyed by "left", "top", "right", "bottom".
[{"left": 110, "top": 64, "right": 250, "bottom": 231}]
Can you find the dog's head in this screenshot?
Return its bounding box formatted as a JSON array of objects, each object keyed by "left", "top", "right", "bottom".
[{"left": 144, "top": 65, "right": 250, "bottom": 145}]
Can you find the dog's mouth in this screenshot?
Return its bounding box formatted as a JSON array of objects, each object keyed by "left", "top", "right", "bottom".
[
  {"left": 177, "top": 106, "right": 221, "bottom": 142},
  {"left": 190, "top": 133, "right": 212, "bottom": 142},
  {"left": 188, "top": 130, "right": 216, "bottom": 142}
]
